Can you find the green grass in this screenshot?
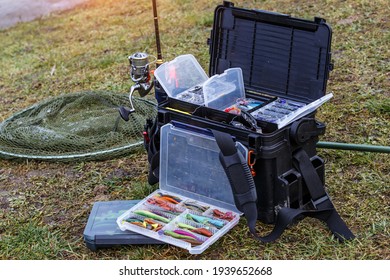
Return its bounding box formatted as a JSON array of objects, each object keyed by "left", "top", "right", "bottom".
[
  {"left": 0, "top": 0, "right": 389, "bottom": 260},
  {"left": 0, "top": 221, "right": 72, "bottom": 260}
]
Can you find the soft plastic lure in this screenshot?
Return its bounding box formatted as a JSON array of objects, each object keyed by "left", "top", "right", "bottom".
[
  {"left": 124, "top": 217, "right": 162, "bottom": 231},
  {"left": 124, "top": 218, "right": 143, "bottom": 224},
  {"left": 147, "top": 197, "right": 176, "bottom": 211},
  {"left": 191, "top": 227, "right": 213, "bottom": 237},
  {"left": 207, "top": 219, "right": 225, "bottom": 229},
  {"left": 186, "top": 214, "right": 224, "bottom": 229},
  {"left": 156, "top": 193, "right": 182, "bottom": 204},
  {"left": 144, "top": 218, "right": 163, "bottom": 231},
  {"left": 213, "top": 209, "right": 235, "bottom": 221},
  {"left": 124, "top": 218, "right": 152, "bottom": 230},
  {"left": 162, "top": 230, "right": 196, "bottom": 241},
  {"left": 161, "top": 230, "right": 203, "bottom": 246},
  {"left": 186, "top": 213, "right": 208, "bottom": 224},
  {"left": 183, "top": 201, "right": 209, "bottom": 212},
  {"left": 177, "top": 222, "right": 196, "bottom": 230},
  {"left": 176, "top": 222, "right": 213, "bottom": 237},
  {"left": 173, "top": 229, "right": 200, "bottom": 241},
  {"left": 134, "top": 210, "right": 170, "bottom": 223}
]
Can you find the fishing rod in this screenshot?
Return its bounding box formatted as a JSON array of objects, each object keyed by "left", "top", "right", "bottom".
[
  {"left": 152, "top": 0, "right": 163, "bottom": 68},
  {"left": 152, "top": 0, "right": 168, "bottom": 103}
]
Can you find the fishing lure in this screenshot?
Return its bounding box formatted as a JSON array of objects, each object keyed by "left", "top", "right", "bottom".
[
  {"left": 156, "top": 193, "right": 182, "bottom": 204},
  {"left": 124, "top": 218, "right": 151, "bottom": 230},
  {"left": 162, "top": 230, "right": 196, "bottom": 241},
  {"left": 183, "top": 201, "right": 209, "bottom": 212},
  {"left": 124, "top": 217, "right": 162, "bottom": 231},
  {"left": 186, "top": 213, "right": 209, "bottom": 224},
  {"left": 144, "top": 218, "right": 163, "bottom": 231},
  {"left": 191, "top": 227, "right": 213, "bottom": 237},
  {"left": 176, "top": 222, "right": 213, "bottom": 237},
  {"left": 177, "top": 222, "right": 196, "bottom": 230},
  {"left": 134, "top": 210, "right": 170, "bottom": 223},
  {"left": 186, "top": 214, "right": 224, "bottom": 229},
  {"left": 147, "top": 197, "right": 176, "bottom": 211},
  {"left": 161, "top": 230, "right": 203, "bottom": 246},
  {"left": 124, "top": 218, "right": 143, "bottom": 225},
  {"left": 213, "top": 209, "right": 235, "bottom": 221},
  {"left": 224, "top": 105, "right": 241, "bottom": 115},
  {"left": 207, "top": 218, "right": 225, "bottom": 229},
  {"left": 173, "top": 229, "right": 200, "bottom": 241},
  {"left": 182, "top": 239, "right": 204, "bottom": 246}
]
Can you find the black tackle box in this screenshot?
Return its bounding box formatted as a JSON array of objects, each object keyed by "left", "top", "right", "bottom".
[{"left": 156, "top": 1, "right": 333, "bottom": 224}]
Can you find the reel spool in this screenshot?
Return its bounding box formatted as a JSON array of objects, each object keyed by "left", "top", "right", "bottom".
[{"left": 119, "top": 52, "right": 156, "bottom": 121}]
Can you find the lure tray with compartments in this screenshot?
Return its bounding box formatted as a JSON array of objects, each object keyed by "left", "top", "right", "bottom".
[{"left": 117, "top": 123, "right": 243, "bottom": 254}]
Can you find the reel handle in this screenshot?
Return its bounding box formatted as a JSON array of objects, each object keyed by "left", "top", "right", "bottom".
[{"left": 118, "top": 106, "right": 134, "bottom": 122}]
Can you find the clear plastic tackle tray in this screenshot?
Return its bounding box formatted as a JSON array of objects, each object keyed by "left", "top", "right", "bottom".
[
  {"left": 117, "top": 123, "right": 243, "bottom": 254},
  {"left": 250, "top": 93, "right": 333, "bottom": 129},
  {"left": 153, "top": 54, "right": 208, "bottom": 105},
  {"left": 154, "top": 54, "right": 245, "bottom": 109}
]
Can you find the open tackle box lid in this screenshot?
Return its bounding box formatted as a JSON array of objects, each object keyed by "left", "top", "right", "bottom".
[
  {"left": 117, "top": 122, "right": 244, "bottom": 254},
  {"left": 208, "top": 1, "right": 333, "bottom": 104}
]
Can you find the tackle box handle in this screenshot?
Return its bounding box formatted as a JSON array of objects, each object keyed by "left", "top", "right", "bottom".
[{"left": 232, "top": 9, "right": 321, "bottom": 31}]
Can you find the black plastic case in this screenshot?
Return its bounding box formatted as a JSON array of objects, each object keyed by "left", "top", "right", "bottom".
[
  {"left": 157, "top": 1, "right": 332, "bottom": 223},
  {"left": 83, "top": 200, "right": 164, "bottom": 251}
]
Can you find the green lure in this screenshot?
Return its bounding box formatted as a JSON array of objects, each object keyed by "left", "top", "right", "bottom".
[
  {"left": 177, "top": 222, "right": 213, "bottom": 237},
  {"left": 163, "top": 230, "right": 197, "bottom": 241},
  {"left": 134, "top": 210, "right": 170, "bottom": 223},
  {"left": 177, "top": 222, "right": 196, "bottom": 230},
  {"left": 161, "top": 230, "right": 203, "bottom": 246}
]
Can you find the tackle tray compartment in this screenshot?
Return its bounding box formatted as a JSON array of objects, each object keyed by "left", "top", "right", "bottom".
[{"left": 117, "top": 123, "right": 243, "bottom": 254}]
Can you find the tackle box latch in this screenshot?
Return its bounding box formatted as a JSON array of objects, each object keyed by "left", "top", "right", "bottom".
[{"left": 290, "top": 118, "right": 326, "bottom": 145}]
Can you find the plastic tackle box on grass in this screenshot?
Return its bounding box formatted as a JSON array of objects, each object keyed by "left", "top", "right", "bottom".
[
  {"left": 83, "top": 200, "right": 164, "bottom": 251},
  {"left": 117, "top": 123, "right": 244, "bottom": 254}
]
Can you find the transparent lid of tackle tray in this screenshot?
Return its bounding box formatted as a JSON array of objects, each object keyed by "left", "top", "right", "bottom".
[
  {"left": 159, "top": 122, "right": 245, "bottom": 213},
  {"left": 154, "top": 54, "right": 209, "bottom": 104}
]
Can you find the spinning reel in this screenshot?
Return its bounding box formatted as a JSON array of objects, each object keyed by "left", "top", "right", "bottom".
[
  {"left": 119, "top": 52, "right": 156, "bottom": 121},
  {"left": 119, "top": 0, "right": 165, "bottom": 121}
]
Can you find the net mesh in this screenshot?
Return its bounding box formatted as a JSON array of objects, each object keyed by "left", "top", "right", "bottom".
[{"left": 0, "top": 91, "right": 157, "bottom": 161}]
